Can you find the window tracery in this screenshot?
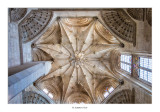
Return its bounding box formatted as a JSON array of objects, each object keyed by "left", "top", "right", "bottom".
[
  {"left": 120, "top": 53, "right": 152, "bottom": 84},
  {"left": 127, "top": 8, "right": 144, "bottom": 21},
  {"left": 23, "top": 91, "right": 50, "bottom": 104},
  {"left": 19, "top": 10, "right": 52, "bottom": 43},
  {"left": 139, "top": 57, "right": 152, "bottom": 83},
  {"left": 106, "top": 89, "right": 133, "bottom": 104},
  {"left": 120, "top": 54, "right": 132, "bottom": 73}
]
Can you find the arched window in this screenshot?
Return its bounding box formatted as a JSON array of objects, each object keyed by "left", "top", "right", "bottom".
[
  {"left": 120, "top": 54, "right": 132, "bottom": 74},
  {"left": 139, "top": 57, "right": 152, "bottom": 83},
  {"left": 103, "top": 86, "right": 114, "bottom": 98},
  {"left": 43, "top": 88, "right": 53, "bottom": 99},
  {"left": 119, "top": 53, "right": 152, "bottom": 85}
]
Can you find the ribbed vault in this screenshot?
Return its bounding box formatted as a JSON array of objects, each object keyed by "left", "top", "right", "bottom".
[
  {"left": 32, "top": 17, "right": 122, "bottom": 104},
  {"left": 19, "top": 10, "right": 52, "bottom": 43},
  {"left": 106, "top": 89, "right": 133, "bottom": 104},
  {"left": 36, "top": 76, "right": 63, "bottom": 103},
  {"left": 101, "top": 9, "right": 136, "bottom": 46},
  {"left": 127, "top": 8, "right": 144, "bottom": 21},
  {"left": 23, "top": 91, "right": 50, "bottom": 104}
]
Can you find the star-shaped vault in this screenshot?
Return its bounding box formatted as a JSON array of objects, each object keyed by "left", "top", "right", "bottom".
[{"left": 32, "top": 17, "right": 122, "bottom": 104}]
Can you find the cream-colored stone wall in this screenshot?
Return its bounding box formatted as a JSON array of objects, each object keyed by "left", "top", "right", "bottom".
[{"left": 123, "top": 79, "right": 152, "bottom": 103}]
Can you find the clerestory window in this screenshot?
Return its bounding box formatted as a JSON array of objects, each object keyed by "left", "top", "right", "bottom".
[
  {"left": 120, "top": 54, "right": 132, "bottom": 74},
  {"left": 43, "top": 88, "right": 54, "bottom": 99},
  {"left": 139, "top": 57, "right": 152, "bottom": 83},
  {"left": 104, "top": 86, "right": 114, "bottom": 98}
]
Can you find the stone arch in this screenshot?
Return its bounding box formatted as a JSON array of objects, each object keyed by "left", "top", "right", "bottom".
[
  {"left": 106, "top": 89, "right": 134, "bottom": 104},
  {"left": 31, "top": 47, "right": 53, "bottom": 61},
  {"left": 95, "top": 78, "right": 119, "bottom": 102},
  {"left": 127, "top": 8, "right": 144, "bottom": 21},
  {"left": 23, "top": 91, "right": 50, "bottom": 104},
  {"left": 66, "top": 92, "right": 92, "bottom": 104},
  {"left": 19, "top": 10, "right": 53, "bottom": 43},
  {"left": 110, "top": 49, "right": 122, "bottom": 79},
  {"left": 36, "top": 76, "right": 63, "bottom": 103},
  {"left": 101, "top": 9, "right": 136, "bottom": 46}
]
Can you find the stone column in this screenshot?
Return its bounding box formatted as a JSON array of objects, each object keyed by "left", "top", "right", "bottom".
[{"left": 8, "top": 61, "right": 52, "bottom": 103}]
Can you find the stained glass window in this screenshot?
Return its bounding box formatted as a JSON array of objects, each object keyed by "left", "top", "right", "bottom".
[
  {"left": 108, "top": 87, "right": 114, "bottom": 93},
  {"left": 139, "top": 57, "right": 152, "bottom": 83},
  {"left": 120, "top": 54, "right": 132, "bottom": 73},
  {"left": 104, "top": 86, "right": 114, "bottom": 98},
  {"left": 104, "top": 92, "right": 109, "bottom": 97},
  {"left": 140, "top": 57, "right": 152, "bottom": 70}
]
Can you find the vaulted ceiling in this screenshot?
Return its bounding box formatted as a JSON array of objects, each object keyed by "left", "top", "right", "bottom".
[
  {"left": 9, "top": 8, "right": 151, "bottom": 104},
  {"left": 32, "top": 17, "right": 121, "bottom": 103}
]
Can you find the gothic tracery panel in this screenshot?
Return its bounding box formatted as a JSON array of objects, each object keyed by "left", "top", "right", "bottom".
[
  {"left": 106, "top": 89, "right": 133, "bottom": 104},
  {"left": 23, "top": 91, "right": 50, "bottom": 104},
  {"left": 127, "top": 8, "right": 144, "bottom": 21},
  {"left": 101, "top": 9, "right": 136, "bottom": 46},
  {"left": 19, "top": 10, "right": 52, "bottom": 43}
]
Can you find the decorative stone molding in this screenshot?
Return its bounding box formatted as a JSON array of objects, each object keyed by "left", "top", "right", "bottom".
[
  {"left": 23, "top": 91, "right": 49, "bottom": 104},
  {"left": 32, "top": 47, "right": 53, "bottom": 61},
  {"left": 101, "top": 9, "right": 136, "bottom": 46},
  {"left": 10, "top": 8, "right": 27, "bottom": 22},
  {"left": 19, "top": 10, "right": 52, "bottom": 43},
  {"left": 146, "top": 8, "right": 152, "bottom": 26},
  {"left": 66, "top": 92, "right": 92, "bottom": 104},
  {"left": 36, "top": 76, "right": 63, "bottom": 104},
  {"left": 106, "top": 89, "right": 133, "bottom": 104},
  {"left": 127, "top": 8, "right": 144, "bottom": 21}
]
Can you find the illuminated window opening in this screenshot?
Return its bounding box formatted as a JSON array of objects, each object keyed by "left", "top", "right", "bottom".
[
  {"left": 108, "top": 87, "right": 114, "bottom": 93},
  {"left": 120, "top": 54, "right": 132, "bottom": 73},
  {"left": 43, "top": 88, "right": 48, "bottom": 94},
  {"left": 104, "top": 92, "right": 109, "bottom": 97},
  {"left": 139, "top": 57, "right": 152, "bottom": 83},
  {"left": 104, "top": 86, "right": 114, "bottom": 98},
  {"left": 43, "top": 88, "right": 53, "bottom": 99},
  {"left": 48, "top": 93, "right": 53, "bottom": 98}
]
